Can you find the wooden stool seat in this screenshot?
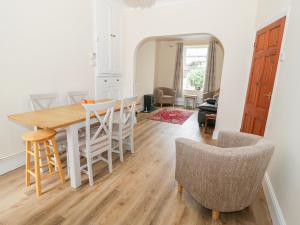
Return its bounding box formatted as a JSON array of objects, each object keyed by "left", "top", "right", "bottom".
[
  {"left": 22, "top": 129, "right": 56, "bottom": 142},
  {"left": 23, "top": 129, "right": 65, "bottom": 197}
]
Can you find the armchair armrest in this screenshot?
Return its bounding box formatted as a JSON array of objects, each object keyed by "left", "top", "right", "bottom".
[
  {"left": 154, "top": 88, "right": 164, "bottom": 103},
  {"left": 217, "top": 131, "right": 261, "bottom": 148},
  {"left": 171, "top": 89, "right": 176, "bottom": 97},
  {"left": 202, "top": 92, "right": 213, "bottom": 100}
]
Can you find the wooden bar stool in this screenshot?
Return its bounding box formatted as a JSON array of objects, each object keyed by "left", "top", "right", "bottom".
[{"left": 22, "top": 129, "right": 65, "bottom": 197}]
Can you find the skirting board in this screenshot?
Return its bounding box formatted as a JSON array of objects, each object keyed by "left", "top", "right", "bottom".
[
  {"left": 262, "top": 173, "right": 287, "bottom": 225},
  {"left": 0, "top": 151, "right": 25, "bottom": 175}
]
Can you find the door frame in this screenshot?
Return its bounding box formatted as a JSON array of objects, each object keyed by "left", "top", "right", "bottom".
[{"left": 241, "top": 10, "right": 291, "bottom": 135}]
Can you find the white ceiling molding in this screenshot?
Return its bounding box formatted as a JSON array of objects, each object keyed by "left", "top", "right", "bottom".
[
  {"left": 123, "top": 0, "right": 156, "bottom": 8},
  {"left": 123, "top": 0, "right": 197, "bottom": 9}
]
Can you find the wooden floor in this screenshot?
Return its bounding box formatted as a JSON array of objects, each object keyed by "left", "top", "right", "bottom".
[{"left": 0, "top": 108, "right": 273, "bottom": 225}]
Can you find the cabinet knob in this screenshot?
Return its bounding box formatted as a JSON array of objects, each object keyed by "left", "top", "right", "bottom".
[
  {"left": 116, "top": 79, "right": 119, "bottom": 81},
  {"left": 104, "top": 80, "right": 107, "bottom": 82},
  {"left": 110, "top": 34, "right": 116, "bottom": 38}
]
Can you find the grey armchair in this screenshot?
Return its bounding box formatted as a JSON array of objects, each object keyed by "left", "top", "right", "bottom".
[
  {"left": 202, "top": 89, "right": 220, "bottom": 101},
  {"left": 154, "top": 87, "right": 176, "bottom": 107},
  {"left": 175, "top": 131, "right": 274, "bottom": 220}
]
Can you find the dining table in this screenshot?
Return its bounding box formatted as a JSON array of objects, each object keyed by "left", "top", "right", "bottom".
[{"left": 8, "top": 99, "right": 127, "bottom": 189}]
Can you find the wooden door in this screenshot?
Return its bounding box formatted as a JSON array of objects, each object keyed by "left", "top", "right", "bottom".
[{"left": 241, "top": 17, "right": 286, "bottom": 136}]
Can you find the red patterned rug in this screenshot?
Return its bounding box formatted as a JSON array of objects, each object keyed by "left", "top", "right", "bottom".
[{"left": 149, "top": 108, "right": 193, "bottom": 125}]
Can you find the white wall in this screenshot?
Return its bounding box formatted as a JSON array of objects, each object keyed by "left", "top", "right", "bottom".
[
  {"left": 154, "top": 40, "right": 177, "bottom": 88},
  {"left": 0, "top": 0, "right": 94, "bottom": 168},
  {"left": 135, "top": 40, "right": 156, "bottom": 110},
  {"left": 256, "top": 0, "right": 292, "bottom": 28},
  {"left": 122, "top": 0, "right": 258, "bottom": 133},
  {"left": 256, "top": 0, "right": 299, "bottom": 225}
]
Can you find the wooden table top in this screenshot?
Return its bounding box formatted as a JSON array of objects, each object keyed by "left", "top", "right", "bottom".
[{"left": 8, "top": 99, "right": 125, "bottom": 130}]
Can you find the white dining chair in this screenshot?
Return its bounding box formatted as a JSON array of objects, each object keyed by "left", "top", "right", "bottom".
[
  {"left": 29, "top": 93, "right": 66, "bottom": 145},
  {"left": 67, "top": 91, "right": 90, "bottom": 139},
  {"left": 80, "top": 101, "right": 115, "bottom": 186},
  {"left": 29, "top": 93, "right": 68, "bottom": 174},
  {"left": 30, "top": 93, "right": 59, "bottom": 111},
  {"left": 67, "top": 91, "right": 88, "bottom": 104},
  {"left": 112, "top": 96, "right": 137, "bottom": 162}
]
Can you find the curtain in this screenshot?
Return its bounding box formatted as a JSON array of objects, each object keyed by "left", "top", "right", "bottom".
[
  {"left": 203, "top": 40, "right": 217, "bottom": 94},
  {"left": 173, "top": 43, "right": 183, "bottom": 97}
]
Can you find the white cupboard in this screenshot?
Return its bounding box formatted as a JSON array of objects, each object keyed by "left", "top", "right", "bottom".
[
  {"left": 95, "top": 76, "right": 121, "bottom": 100},
  {"left": 96, "top": 0, "right": 121, "bottom": 75},
  {"left": 95, "top": 0, "right": 122, "bottom": 100}
]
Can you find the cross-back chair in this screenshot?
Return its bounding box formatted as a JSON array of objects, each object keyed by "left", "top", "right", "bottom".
[
  {"left": 67, "top": 91, "right": 88, "bottom": 104},
  {"left": 67, "top": 91, "right": 90, "bottom": 139},
  {"left": 80, "top": 101, "right": 115, "bottom": 185},
  {"left": 29, "top": 93, "right": 68, "bottom": 174},
  {"left": 30, "top": 93, "right": 59, "bottom": 111},
  {"left": 112, "top": 96, "right": 137, "bottom": 162}
]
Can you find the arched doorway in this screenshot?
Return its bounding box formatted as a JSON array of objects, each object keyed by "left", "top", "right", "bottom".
[{"left": 133, "top": 33, "right": 224, "bottom": 132}]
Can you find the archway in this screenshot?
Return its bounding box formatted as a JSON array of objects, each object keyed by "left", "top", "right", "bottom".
[{"left": 133, "top": 33, "right": 224, "bottom": 131}]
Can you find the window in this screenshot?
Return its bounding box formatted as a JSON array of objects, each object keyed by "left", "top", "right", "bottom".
[{"left": 183, "top": 46, "right": 208, "bottom": 91}]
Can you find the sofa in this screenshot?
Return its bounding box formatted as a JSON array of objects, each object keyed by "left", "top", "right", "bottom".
[
  {"left": 154, "top": 87, "right": 176, "bottom": 107},
  {"left": 175, "top": 131, "right": 274, "bottom": 220}
]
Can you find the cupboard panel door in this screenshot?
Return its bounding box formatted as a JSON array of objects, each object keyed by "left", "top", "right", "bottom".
[
  {"left": 110, "top": 2, "right": 121, "bottom": 74},
  {"left": 111, "top": 77, "right": 121, "bottom": 100},
  {"left": 96, "top": 0, "right": 111, "bottom": 74},
  {"left": 96, "top": 0, "right": 121, "bottom": 75}
]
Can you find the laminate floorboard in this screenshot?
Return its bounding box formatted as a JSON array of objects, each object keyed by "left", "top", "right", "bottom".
[{"left": 0, "top": 108, "right": 273, "bottom": 225}]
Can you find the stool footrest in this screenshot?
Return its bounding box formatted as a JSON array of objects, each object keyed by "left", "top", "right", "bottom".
[
  {"left": 49, "top": 160, "right": 56, "bottom": 166},
  {"left": 40, "top": 162, "right": 53, "bottom": 168},
  {"left": 46, "top": 144, "right": 54, "bottom": 149},
  {"left": 27, "top": 170, "right": 58, "bottom": 179},
  {"left": 27, "top": 170, "right": 36, "bottom": 177},
  {"left": 40, "top": 172, "right": 58, "bottom": 180},
  {"left": 27, "top": 151, "right": 35, "bottom": 156}
]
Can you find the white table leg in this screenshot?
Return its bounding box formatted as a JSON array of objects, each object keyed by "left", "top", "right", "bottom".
[{"left": 66, "top": 124, "right": 81, "bottom": 188}]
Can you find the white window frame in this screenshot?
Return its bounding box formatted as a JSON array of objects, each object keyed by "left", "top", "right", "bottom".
[{"left": 182, "top": 45, "right": 209, "bottom": 91}]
